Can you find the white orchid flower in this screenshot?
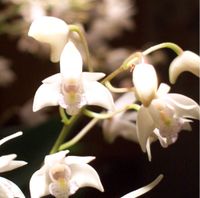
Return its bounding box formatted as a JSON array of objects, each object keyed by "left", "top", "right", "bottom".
[
  {"left": 30, "top": 150, "right": 104, "bottom": 198},
  {"left": 33, "top": 41, "right": 115, "bottom": 115},
  {"left": 169, "top": 51, "right": 200, "bottom": 84},
  {"left": 28, "top": 16, "right": 69, "bottom": 62},
  {"left": 132, "top": 63, "right": 158, "bottom": 107},
  {"left": 0, "top": 131, "right": 27, "bottom": 198},
  {"left": 136, "top": 83, "right": 200, "bottom": 158},
  {"left": 102, "top": 92, "right": 138, "bottom": 143}
]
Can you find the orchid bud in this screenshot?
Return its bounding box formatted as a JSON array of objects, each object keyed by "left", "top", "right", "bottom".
[
  {"left": 28, "top": 16, "right": 69, "bottom": 62},
  {"left": 169, "top": 51, "right": 200, "bottom": 84},
  {"left": 132, "top": 63, "right": 158, "bottom": 107}
]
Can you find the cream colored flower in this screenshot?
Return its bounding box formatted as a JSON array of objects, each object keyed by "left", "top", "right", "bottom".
[
  {"left": 30, "top": 150, "right": 104, "bottom": 198},
  {"left": 33, "top": 41, "right": 114, "bottom": 115},
  {"left": 136, "top": 83, "right": 200, "bottom": 154},
  {"left": 169, "top": 51, "right": 200, "bottom": 84},
  {"left": 28, "top": 16, "right": 69, "bottom": 62},
  {"left": 102, "top": 92, "right": 138, "bottom": 143},
  {"left": 0, "top": 132, "right": 27, "bottom": 198}
]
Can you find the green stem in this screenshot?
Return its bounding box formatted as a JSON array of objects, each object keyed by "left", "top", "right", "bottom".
[
  {"left": 143, "top": 42, "right": 183, "bottom": 56},
  {"left": 59, "top": 117, "right": 99, "bottom": 150},
  {"left": 84, "top": 103, "right": 140, "bottom": 119},
  {"left": 69, "top": 24, "right": 93, "bottom": 72},
  {"left": 50, "top": 114, "right": 80, "bottom": 154}
]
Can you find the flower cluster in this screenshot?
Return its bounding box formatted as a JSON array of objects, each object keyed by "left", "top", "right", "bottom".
[{"left": 0, "top": 6, "right": 199, "bottom": 198}]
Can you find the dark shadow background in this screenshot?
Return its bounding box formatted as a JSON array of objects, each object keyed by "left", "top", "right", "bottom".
[{"left": 0, "top": 0, "right": 199, "bottom": 197}]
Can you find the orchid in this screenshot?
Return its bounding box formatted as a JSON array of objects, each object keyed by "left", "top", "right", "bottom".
[
  {"left": 102, "top": 92, "right": 138, "bottom": 143},
  {"left": 29, "top": 150, "right": 104, "bottom": 198},
  {"left": 33, "top": 40, "right": 114, "bottom": 115},
  {"left": 28, "top": 16, "right": 69, "bottom": 62},
  {"left": 132, "top": 63, "right": 200, "bottom": 158},
  {"left": 0, "top": 132, "right": 27, "bottom": 198},
  {"left": 169, "top": 51, "right": 200, "bottom": 84}
]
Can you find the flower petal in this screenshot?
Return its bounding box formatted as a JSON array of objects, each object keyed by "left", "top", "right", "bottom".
[
  {"left": 103, "top": 117, "right": 138, "bottom": 143},
  {"left": 0, "top": 154, "right": 27, "bottom": 173},
  {"left": 44, "top": 151, "right": 69, "bottom": 166},
  {"left": 156, "top": 83, "right": 170, "bottom": 97},
  {"left": 136, "top": 106, "right": 155, "bottom": 152},
  {"left": 0, "top": 177, "right": 25, "bottom": 198},
  {"left": 132, "top": 63, "right": 158, "bottom": 107},
  {"left": 82, "top": 72, "right": 105, "bottom": 81},
  {"left": 169, "top": 51, "right": 200, "bottom": 84},
  {"left": 69, "top": 163, "right": 104, "bottom": 195},
  {"left": 163, "top": 93, "right": 200, "bottom": 119},
  {"left": 115, "top": 92, "right": 136, "bottom": 110},
  {"left": 0, "top": 131, "right": 23, "bottom": 146},
  {"left": 42, "top": 73, "right": 62, "bottom": 84},
  {"left": 84, "top": 80, "right": 115, "bottom": 111},
  {"left": 65, "top": 156, "right": 95, "bottom": 165},
  {"left": 28, "top": 16, "right": 69, "bottom": 62},
  {"left": 29, "top": 167, "right": 50, "bottom": 198},
  {"left": 60, "top": 41, "right": 83, "bottom": 80},
  {"left": 33, "top": 81, "right": 61, "bottom": 112}
]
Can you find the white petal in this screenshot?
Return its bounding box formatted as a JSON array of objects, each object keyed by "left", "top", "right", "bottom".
[
  {"left": 103, "top": 117, "right": 138, "bottom": 143},
  {"left": 0, "top": 177, "right": 25, "bottom": 198},
  {"left": 33, "top": 81, "right": 61, "bottom": 112},
  {"left": 115, "top": 92, "right": 136, "bottom": 110},
  {"left": 82, "top": 72, "right": 105, "bottom": 81},
  {"left": 44, "top": 151, "right": 69, "bottom": 166},
  {"left": 132, "top": 63, "right": 158, "bottom": 107},
  {"left": 65, "top": 156, "right": 95, "bottom": 165},
  {"left": 42, "top": 73, "right": 62, "bottom": 84},
  {"left": 0, "top": 154, "right": 27, "bottom": 173},
  {"left": 60, "top": 41, "right": 83, "bottom": 80},
  {"left": 136, "top": 107, "right": 155, "bottom": 152},
  {"left": 169, "top": 51, "right": 200, "bottom": 84},
  {"left": 121, "top": 174, "right": 164, "bottom": 198},
  {"left": 28, "top": 16, "right": 69, "bottom": 62},
  {"left": 156, "top": 83, "right": 170, "bottom": 97},
  {"left": 69, "top": 163, "right": 104, "bottom": 195},
  {"left": 0, "top": 131, "right": 22, "bottom": 146},
  {"left": 29, "top": 167, "right": 50, "bottom": 198},
  {"left": 84, "top": 80, "right": 115, "bottom": 111},
  {"left": 163, "top": 94, "right": 200, "bottom": 119}
]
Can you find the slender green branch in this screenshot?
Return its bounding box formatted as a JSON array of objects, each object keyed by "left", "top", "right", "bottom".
[
  {"left": 59, "top": 117, "right": 99, "bottom": 150},
  {"left": 143, "top": 42, "right": 183, "bottom": 56},
  {"left": 84, "top": 103, "right": 140, "bottom": 119},
  {"left": 50, "top": 114, "right": 80, "bottom": 154},
  {"left": 105, "top": 81, "right": 135, "bottom": 93},
  {"left": 69, "top": 24, "right": 93, "bottom": 72}
]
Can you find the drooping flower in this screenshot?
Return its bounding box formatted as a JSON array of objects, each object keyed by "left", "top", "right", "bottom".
[
  {"left": 102, "top": 92, "right": 138, "bottom": 143},
  {"left": 0, "top": 132, "right": 27, "bottom": 198},
  {"left": 136, "top": 82, "right": 200, "bottom": 155},
  {"left": 169, "top": 51, "right": 200, "bottom": 84},
  {"left": 28, "top": 16, "right": 70, "bottom": 62},
  {"left": 29, "top": 150, "right": 104, "bottom": 198},
  {"left": 132, "top": 63, "right": 200, "bottom": 158},
  {"left": 33, "top": 41, "right": 114, "bottom": 115}
]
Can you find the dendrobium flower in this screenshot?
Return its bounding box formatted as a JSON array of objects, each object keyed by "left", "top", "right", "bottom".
[
  {"left": 132, "top": 62, "right": 200, "bottom": 159},
  {"left": 28, "top": 16, "right": 69, "bottom": 62},
  {"left": 136, "top": 83, "right": 200, "bottom": 156},
  {"left": 33, "top": 41, "right": 115, "bottom": 115},
  {"left": 169, "top": 51, "right": 200, "bottom": 84},
  {"left": 29, "top": 150, "right": 104, "bottom": 198},
  {"left": 0, "top": 132, "right": 27, "bottom": 198},
  {"left": 102, "top": 92, "right": 138, "bottom": 143}
]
